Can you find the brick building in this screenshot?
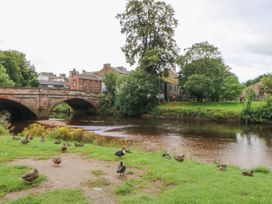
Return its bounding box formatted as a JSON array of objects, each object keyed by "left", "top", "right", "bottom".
[{"left": 68, "top": 69, "right": 102, "bottom": 93}]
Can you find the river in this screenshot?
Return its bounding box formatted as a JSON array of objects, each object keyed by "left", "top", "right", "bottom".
[{"left": 12, "top": 114, "right": 272, "bottom": 169}]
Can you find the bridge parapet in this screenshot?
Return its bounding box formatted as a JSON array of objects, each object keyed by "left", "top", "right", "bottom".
[{"left": 0, "top": 88, "right": 102, "bottom": 120}]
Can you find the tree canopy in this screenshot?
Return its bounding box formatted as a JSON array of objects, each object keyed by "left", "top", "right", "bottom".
[
  {"left": 178, "top": 42, "right": 241, "bottom": 101},
  {"left": 0, "top": 65, "right": 15, "bottom": 88},
  {"left": 116, "top": 70, "right": 159, "bottom": 116},
  {"left": 261, "top": 74, "right": 272, "bottom": 95},
  {"left": 0, "top": 50, "right": 39, "bottom": 87},
  {"left": 117, "top": 0, "right": 178, "bottom": 75}
]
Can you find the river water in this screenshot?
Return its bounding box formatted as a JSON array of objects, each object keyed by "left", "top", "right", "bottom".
[{"left": 13, "top": 115, "right": 272, "bottom": 169}]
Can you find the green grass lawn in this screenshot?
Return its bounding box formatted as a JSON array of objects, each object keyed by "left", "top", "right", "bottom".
[
  {"left": 152, "top": 101, "right": 266, "bottom": 121},
  {"left": 1, "top": 135, "right": 272, "bottom": 204},
  {"left": 9, "top": 189, "right": 89, "bottom": 204}
]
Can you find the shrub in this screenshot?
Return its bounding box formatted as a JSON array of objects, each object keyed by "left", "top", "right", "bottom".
[{"left": 21, "top": 123, "right": 47, "bottom": 138}]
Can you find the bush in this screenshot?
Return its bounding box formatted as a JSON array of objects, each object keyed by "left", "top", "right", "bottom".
[
  {"left": 241, "top": 95, "right": 272, "bottom": 124},
  {"left": 21, "top": 123, "right": 47, "bottom": 138}
]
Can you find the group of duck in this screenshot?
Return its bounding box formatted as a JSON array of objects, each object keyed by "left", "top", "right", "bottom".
[
  {"left": 14, "top": 136, "right": 129, "bottom": 183},
  {"left": 217, "top": 163, "right": 254, "bottom": 177},
  {"left": 15, "top": 136, "right": 253, "bottom": 183},
  {"left": 162, "top": 150, "right": 254, "bottom": 177}
]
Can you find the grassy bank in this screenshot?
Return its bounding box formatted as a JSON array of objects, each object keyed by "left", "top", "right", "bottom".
[
  {"left": 151, "top": 101, "right": 266, "bottom": 121},
  {"left": 1, "top": 133, "right": 272, "bottom": 204}
]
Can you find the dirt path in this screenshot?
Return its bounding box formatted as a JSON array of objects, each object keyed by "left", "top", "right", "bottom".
[{"left": 3, "top": 154, "right": 144, "bottom": 204}]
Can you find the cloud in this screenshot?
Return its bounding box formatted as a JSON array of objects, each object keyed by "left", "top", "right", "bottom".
[{"left": 0, "top": 0, "right": 271, "bottom": 82}]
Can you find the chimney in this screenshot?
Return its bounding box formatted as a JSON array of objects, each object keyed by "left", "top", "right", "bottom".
[{"left": 103, "top": 63, "right": 111, "bottom": 69}]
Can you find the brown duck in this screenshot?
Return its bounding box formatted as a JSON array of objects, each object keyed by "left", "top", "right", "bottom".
[
  {"left": 21, "top": 136, "right": 29, "bottom": 144},
  {"left": 174, "top": 154, "right": 185, "bottom": 162},
  {"left": 51, "top": 156, "right": 61, "bottom": 166},
  {"left": 22, "top": 169, "right": 39, "bottom": 182},
  {"left": 61, "top": 143, "right": 68, "bottom": 152},
  {"left": 217, "top": 164, "right": 227, "bottom": 171},
  {"left": 117, "top": 161, "right": 126, "bottom": 176},
  {"left": 242, "top": 170, "right": 254, "bottom": 177}
]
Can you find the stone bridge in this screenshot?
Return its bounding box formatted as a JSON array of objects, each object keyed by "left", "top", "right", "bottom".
[{"left": 0, "top": 88, "right": 102, "bottom": 120}]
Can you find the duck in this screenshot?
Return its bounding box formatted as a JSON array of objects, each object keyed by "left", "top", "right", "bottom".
[
  {"left": 40, "top": 136, "right": 45, "bottom": 143},
  {"left": 51, "top": 156, "right": 61, "bottom": 166},
  {"left": 21, "top": 169, "right": 39, "bottom": 182},
  {"left": 21, "top": 137, "right": 29, "bottom": 144},
  {"left": 75, "top": 142, "right": 84, "bottom": 147},
  {"left": 217, "top": 164, "right": 227, "bottom": 171},
  {"left": 242, "top": 170, "right": 254, "bottom": 177},
  {"left": 12, "top": 135, "right": 21, "bottom": 140},
  {"left": 162, "top": 150, "right": 171, "bottom": 159},
  {"left": 61, "top": 143, "right": 68, "bottom": 152},
  {"left": 54, "top": 139, "right": 61, "bottom": 144},
  {"left": 117, "top": 161, "right": 126, "bottom": 176},
  {"left": 174, "top": 154, "right": 185, "bottom": 162},
  {"left": 115, "top": 148, "right": 126, "bottom": 157}
]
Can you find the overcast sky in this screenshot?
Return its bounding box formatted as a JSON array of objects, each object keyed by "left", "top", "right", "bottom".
[{"left": 0, "top": 0, "right": 271, "bottom": 82}]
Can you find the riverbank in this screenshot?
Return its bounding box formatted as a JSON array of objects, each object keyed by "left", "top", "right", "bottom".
[
  {"left": 1, "top": 128, "right": 272, "bottom": 203},
  {"left": 150, "top": 101, "right": 266, "bottom": 122}
]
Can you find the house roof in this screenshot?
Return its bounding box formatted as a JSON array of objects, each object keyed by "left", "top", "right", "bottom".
[
  {"left": 78, "top": 74, "right": 102, "bottom": 81},
  {"left": 38, "top": 80, "right": 66, "bottom": 86}
]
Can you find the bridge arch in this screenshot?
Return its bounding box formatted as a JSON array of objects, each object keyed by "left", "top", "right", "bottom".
[
  {"left": 50, "top": 97, "right": 97, "bottom": 115},
  {"left": 0, "top": 98, "right": 37, "bottom": 120}
]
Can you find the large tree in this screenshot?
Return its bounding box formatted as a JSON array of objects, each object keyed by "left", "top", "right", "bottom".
[
  {"left": 117, "top": 0, "right": 178, "bottom": 75},
  {"left": 178, "top": 42, "right": 235, "bottom": 101},
  {"left": 0, "top": 50, "right": 39, "bottom": 87}
]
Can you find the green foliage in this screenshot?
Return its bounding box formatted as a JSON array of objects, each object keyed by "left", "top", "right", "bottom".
[
  {"left": 116, "top": 70, "right": 159, "bottom": 116},
  {"left": 9, "top": 189, "right": 89, "bottom": 204},
  {"left": 0, "top": 65, "right": 15, "bottom": 87},
  {"left": 220, "top": 74, "right": 243, "bottom": 101},
  {"left": 244, "top": 73, "right": 267, "bottom": 87},
  {"left": 117, "top": 0, "right": 178, "bottom": 74},
  {"left": 52, "top": 103, "right": 71, "bottom": 113},
  {"left": 184, "top": 74, "right": 214, "bottom": 102},
  {"left": 99, "top": 73, "right": 119, "bottom": 115},
  {"left": 0, "top": 50, "right": 38, "bottom": 87},
  {"left": 261, "top": 73, "right": 272, "bottom": 95},
  {"left": 178, "top": 42, "right": 239, "bottom": 102}
]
